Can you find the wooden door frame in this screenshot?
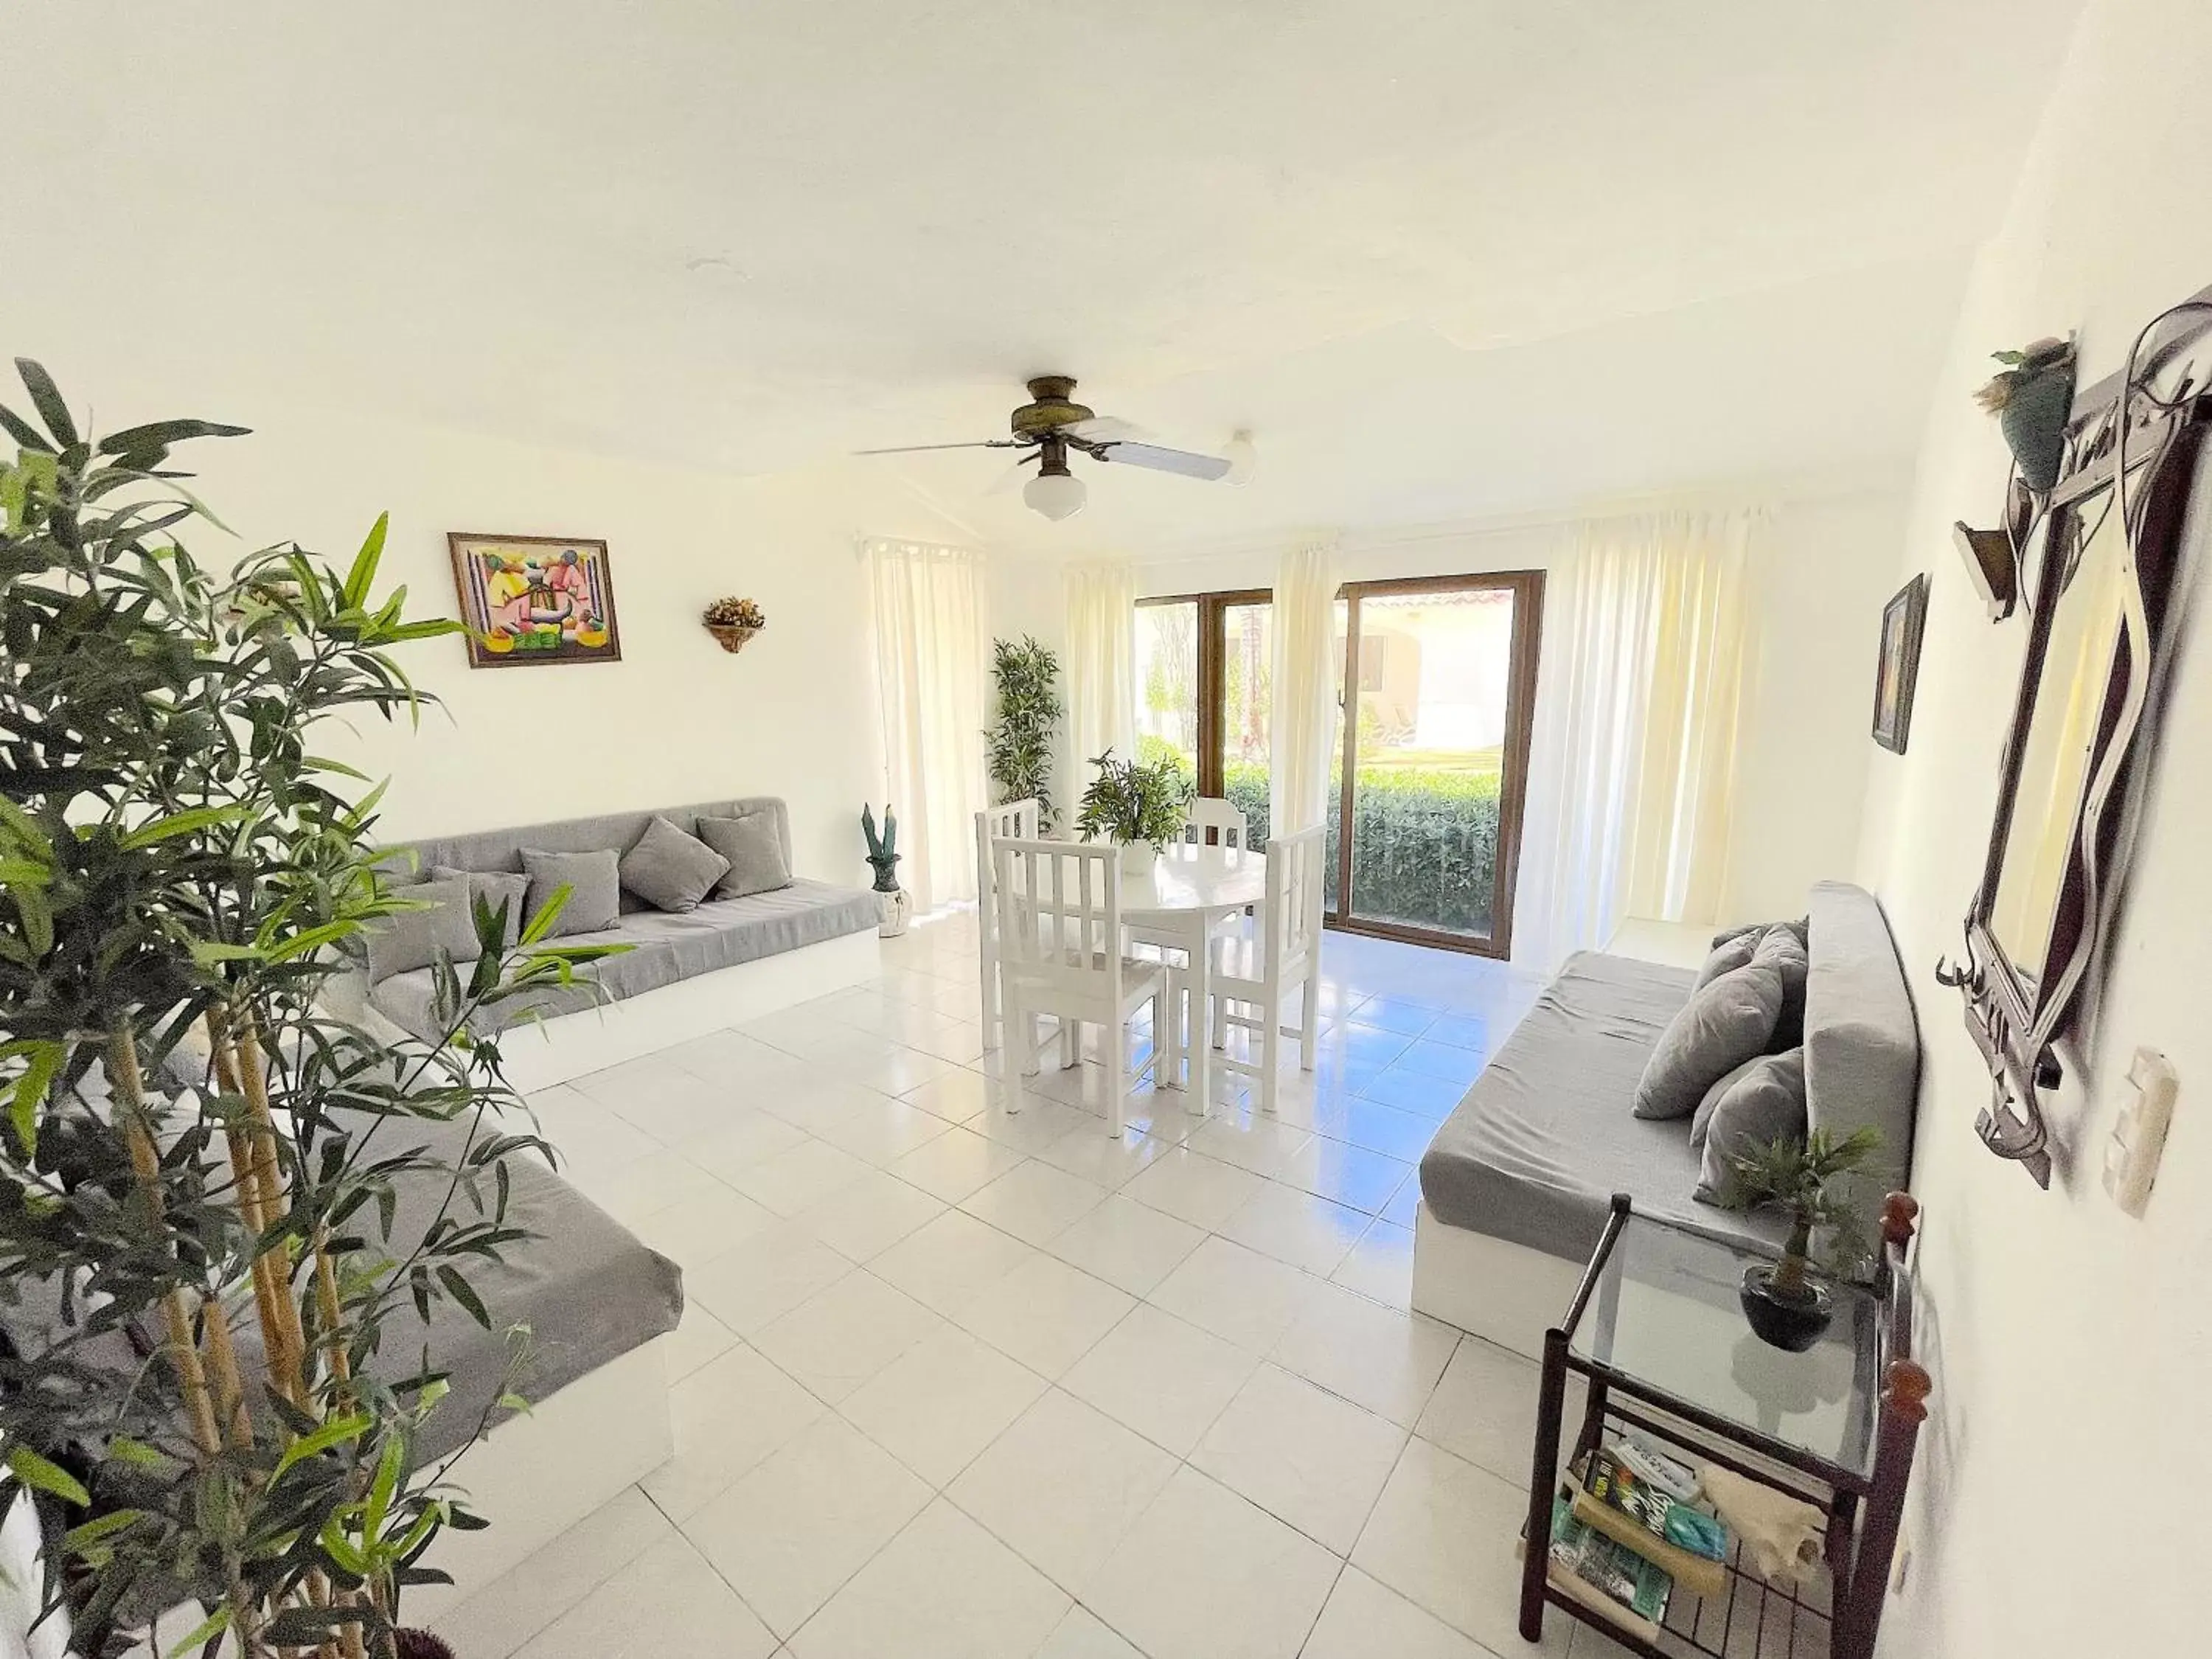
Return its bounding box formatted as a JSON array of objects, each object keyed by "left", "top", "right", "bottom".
[
  {"left": 1136, "top": 589, "right": 1269, "bottom": 796},
  {"left": 1330, "top": 569, "right": 1545, "bottom": 961},
  {"left": 1139, "top": 571, "right": 1545, "bottom": 960}
]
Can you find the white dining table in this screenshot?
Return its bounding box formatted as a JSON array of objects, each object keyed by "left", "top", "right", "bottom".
[{"left": 1121, "top": 841, "right": 1268, "bottom": 1118}]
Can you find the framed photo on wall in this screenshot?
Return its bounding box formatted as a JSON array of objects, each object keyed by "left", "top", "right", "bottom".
[
  {"left": 448, "top": 532, "right": 623, "bottom": 669},
  {"left": 1871, "top": 571, "right": 1930, "bottom": 754}
]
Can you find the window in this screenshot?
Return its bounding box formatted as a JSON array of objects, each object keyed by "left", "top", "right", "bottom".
[{"left": 1135, "top": 571, "right": 1543, "bottom": 956}]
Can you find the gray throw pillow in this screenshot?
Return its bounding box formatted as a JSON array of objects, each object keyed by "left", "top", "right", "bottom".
[
  {"left": 1694, "top": 1047, "right": 1809, "bottom": 1205},
  {"left": 428, "top": 866, "right": 531, "bottom": 951},
  {"left": 366, "top": 877, "right": 476, "bottom": 982},
  {"left": 1633, "top": 961, "right": 1784, "bottom": 1121},
  {"left": 619, "top": 815, "right": 730, "bottom": 914},
  {"left": 698, "top": 813, "right": 792, "bottom": 900},
  {"left": 519, "top": 847, "right": 622, "bottom": 939},
  {"left": 1753, "top": 925, "right": 1810, "bottom": 1051},
  {"left": 1691, "top": 1054, "right": 1765, "bottom": 1151},
  {"left": 1692, "top": 930, "right": 1761, "bottom": 992}
]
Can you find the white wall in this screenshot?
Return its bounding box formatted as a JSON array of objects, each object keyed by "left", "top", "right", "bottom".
[
  {"left": 38, "top": 375, "right": 970, "bottom": 883},
  {"left": 1854, "top": 1, "right": 2212, "bottom": 1653}
]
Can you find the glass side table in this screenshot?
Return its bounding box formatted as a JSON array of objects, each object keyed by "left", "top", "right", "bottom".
[{"left": 1518, "top": 1193, "right": 1929, "bottom": 1659}]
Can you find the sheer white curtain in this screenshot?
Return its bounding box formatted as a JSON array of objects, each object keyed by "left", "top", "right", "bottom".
[
  {"left": 866, "top": 538, "right": 988, "bottom": 910},
  {"left": 1514, "top": 509, "right": 1758, "bottom": 973},
  {"left": 1065, "top": 562, "right": 1135, "bottom": 779},
  {"left": 1270, "top": 536, "right": 1339, "bottom": 835}
]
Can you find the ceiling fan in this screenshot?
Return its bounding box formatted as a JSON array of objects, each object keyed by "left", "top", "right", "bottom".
[{"left": 854, "top": 375, "right": 1256, "bottom": 521}]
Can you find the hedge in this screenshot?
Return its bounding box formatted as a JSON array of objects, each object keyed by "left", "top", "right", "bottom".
[{"left": 1218, "top": 762, "right": 1502, "bottom": 935}]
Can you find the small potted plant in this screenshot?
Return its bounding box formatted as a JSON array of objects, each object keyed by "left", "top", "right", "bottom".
[
  {"left": 1076, "top": 748, "right": 1194, "bottom": 875},
  {"left": 1974, "top": 335, "right": 2076, "bottom": 493},
  {"left": 703, "top": 594, "right": 766, "bottom": 653},
  {"left": 1724, "top": 1127, "right": 1882, "bottom": 1352}
]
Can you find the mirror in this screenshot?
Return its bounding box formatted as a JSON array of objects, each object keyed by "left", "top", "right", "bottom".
[
  {"left": 1986, "top": 498, "right": 2128, "bottom": 985},
  {"left": 1949, "top": 321, "right": 2210, "bottom": 1189}
]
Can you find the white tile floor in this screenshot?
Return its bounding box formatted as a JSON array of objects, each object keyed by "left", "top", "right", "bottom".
[{"left": 438, "top": 911, "right": 1634, "bottom": 1659}]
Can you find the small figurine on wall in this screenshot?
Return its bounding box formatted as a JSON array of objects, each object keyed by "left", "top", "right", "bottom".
[{"left": 862, "top": 803, "right": 911, "bottom": 936}]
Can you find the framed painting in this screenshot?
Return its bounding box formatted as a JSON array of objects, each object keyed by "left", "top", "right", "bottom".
[
  {"left": 1871, "top": 572, "right": 1929, "bottom": 754},
  {"left": 448, "top": 532, "right": 622, "bottom": 669}
]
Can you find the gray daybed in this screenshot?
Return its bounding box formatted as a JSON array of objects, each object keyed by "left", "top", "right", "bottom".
[
  {"left": 345, "top": 796, "right": 883, "bottom": 1091},
  {"left": 1410, "top": 880, "right": 1919, "bottom": 1355}
]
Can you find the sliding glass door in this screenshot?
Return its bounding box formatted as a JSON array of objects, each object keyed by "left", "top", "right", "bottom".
[
  {"left": 1135, "top": 570, "right": 1542, "bottom": 955},
  {"left": 1334, "top": 574, "right": 1543, "bottom": 955}
]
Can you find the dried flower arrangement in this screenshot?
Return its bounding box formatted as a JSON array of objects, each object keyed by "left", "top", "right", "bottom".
[{"left": 702, "top": 595, "right": 765, "bottom": 652}]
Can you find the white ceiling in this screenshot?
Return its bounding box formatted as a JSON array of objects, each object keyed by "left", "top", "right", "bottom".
[{"left": 10, "top": 1, "right": 2085, "bottom": 554}]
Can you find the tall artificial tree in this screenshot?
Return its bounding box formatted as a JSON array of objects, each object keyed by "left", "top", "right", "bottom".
[
  {"left": 0, "top": 360, "right": 616, "bottom": 1658},
  {"left": 986, "top": 636, "right": 1063, "bottom": 824}
]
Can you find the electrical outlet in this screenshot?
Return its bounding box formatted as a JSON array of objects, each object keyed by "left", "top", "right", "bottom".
[{"left": 2103, "top": 1047, "right": 2178, "bottom": 1217}]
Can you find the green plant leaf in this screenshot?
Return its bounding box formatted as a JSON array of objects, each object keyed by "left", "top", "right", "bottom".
[
  {"left": 342, "top": 512, "right": 389, "bottom": 611},
  {"left": 7, "top": 1040, "right": 61, "bottom": 1158},
  {"left": 119, "top": 804, "right": 251, "bottom": 849},
  {"left": 165, "top": 1604, "right": 232, "bottom": 1659},
  {"left": 97, "top": 418, "right": 250, "bottom": 455},
  {"left": 7, "top": 1444, "right": 90, "bottom": 1506},
  {"left": 13, "top": 359, "right": 77, "bottom": 448},
  {"left": 62, "top": 1509, "right": 145, "bottom": 1556},
  {"left": 271, "top": 1408, "right": 374, "bottom": 1478},
  {"left": 437, "top": 1264, "right": 491, "bottom": 1329}
]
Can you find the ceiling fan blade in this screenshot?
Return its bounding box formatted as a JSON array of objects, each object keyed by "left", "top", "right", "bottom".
[
  {"left": 1061, "top": 416, "right": 1148, "bottom": 444},
  {"left": 1095, "top": 441, "right": 1234, "bottom": 481},
  {"left": 987, "top": 455, "right": 1035, "bottom": 495},
  {"left": 850, "top": 439, "right": 1023, "bottom": 456}
]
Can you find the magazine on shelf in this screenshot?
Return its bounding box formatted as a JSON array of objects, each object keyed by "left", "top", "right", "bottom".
[
  {"left": 1572, "top": 1447, "right": 1730, "bottom": 1599},
  {"left": 1545, "top": 1492, "right": 1673, "bottom": 1641}
]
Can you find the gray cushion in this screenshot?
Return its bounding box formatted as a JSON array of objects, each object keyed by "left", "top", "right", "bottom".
[
  {"left": 428, "top": 866, "right": 530, "bottom": 951},
  {"left": 1418, "top": 953, "right": 1789, "bottom": 1261},
  {"left": 1692, "top": 930, "right": 1760, "bottom": 992},
  {"left": 1632, "top": 960, "right": 1784, "bottom": 1120},
  {"left": 366, "top": 877, "right": 476, "bottom": 982},
  {"left": 1691, "top": 1054, "right": 1765, "bottom": 1151},
  {"left": 1752, "top": 925, "right": 1810, "bottom": 1051},
  {"left": 1804, "top": 880, "right": 1919, "bottom": 1216},
  {"left": 618, "top": 815, "right": 730, "bottom": 914},
  {"left": 371, "top": 878, "right": 880, "bottom": 1042},
  {"left": 1694, "top": 1047, "right": 1808, "bottom": 1204},
  {"left": 520, "top": 847, "right": 622, "bottom": 939},
  {"left": 699, "top": 813, "right": 793, "bottom": 899}
]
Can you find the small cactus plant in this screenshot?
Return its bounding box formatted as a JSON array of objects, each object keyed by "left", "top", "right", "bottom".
[{"left": 861, "top": 802, "right": 902, "bottom": 893}]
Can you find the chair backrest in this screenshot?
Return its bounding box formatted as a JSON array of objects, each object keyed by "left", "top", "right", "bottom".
[
  {"left": 1181, "top": 796, "right": 1248, "bottom": 849},
  {"left": 975, "top": 800, "right": 1041, "bottom": 941},
  {"left": 991, "top": 836, "right": 1125, "bottom": 1001},
  {"left": 1260, "top": 825, "right": 1327, "bottom": 981}
]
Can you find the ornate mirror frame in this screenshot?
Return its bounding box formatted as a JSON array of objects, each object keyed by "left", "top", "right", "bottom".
[{"left": 1942, "top": 296, "right": 2212, "bottom": 1187}]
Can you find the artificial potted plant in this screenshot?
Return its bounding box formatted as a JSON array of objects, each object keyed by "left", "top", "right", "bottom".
[
  {"left": 0, "top": 360, "right": 620, "bottom": 1658},
  {"left": 1974, "top": 335, "right": 2076, "bottom": 493},
  {"left": 1725, "top": 1127, "right": 1882, "bottom": 1352},
  {"left": 986, "top": 636, "right": 1064, "bottom": 825},
  {"left": 861, "top": 803, "right": 909, "bottom": 937},
  {"left": 1075, "top": 749, "right": 1194, "bottom": 875}
]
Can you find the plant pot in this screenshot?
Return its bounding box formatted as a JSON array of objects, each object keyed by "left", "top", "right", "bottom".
[
  {"left": 875, "top": 886, "right": 911, "bottom": 938},
  {"left": 2000, "top": 367, "right": 2076, "bottom": 493},
  {"left": 1119, "top": 842, "right": 1155, "bottom": 877},
  {"left": 1739, "top": 1263, "right": 1834, "bottom": 1352},
  {"left": 706, "top": 622, "right": 760, "bottom": 654},
  {"left": 394, "top": 1631, "right": 456, "bottom": 1659}
]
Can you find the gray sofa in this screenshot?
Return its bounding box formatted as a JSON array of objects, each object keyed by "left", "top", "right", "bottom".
[
  {"left": 1412, "top": 881, "right": 1918, "bottom": 1349},
  {"left": 368, "top": 796, "right": 879, "bottom": 1044}
]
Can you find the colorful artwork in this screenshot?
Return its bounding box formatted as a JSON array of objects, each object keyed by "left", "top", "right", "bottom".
[{"left": 448, "top": 533, "right": 622, "bottom": 669}]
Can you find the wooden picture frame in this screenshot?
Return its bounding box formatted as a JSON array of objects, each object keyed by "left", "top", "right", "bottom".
[
  {"left": 447, "top": 532, "right": 622, "bottom": 669},
  {"left": 1871, "top": 573, "right": 1929, "bottom": 754}
]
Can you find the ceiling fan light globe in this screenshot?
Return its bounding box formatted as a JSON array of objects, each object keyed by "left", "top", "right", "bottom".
[
  {"left": 1222, "top": 432, "right": 1259, "bottom": 487},
  {"left": 1024, "top": 470, "right": 1088, "bottom": 521}
]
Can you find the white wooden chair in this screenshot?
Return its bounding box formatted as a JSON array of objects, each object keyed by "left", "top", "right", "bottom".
[
  {"left": 1180, "top": 796, "right": 1248, "bottom": 849},
  {"left": 975, "top": 799, "right": 1041, "bottom": 1048},
  {"left": 1189, "top": 824, "right": 1326, "bottom": 1114},
  {"left": 991, "top": 837, "right": 1167, "bottom": 1136}
]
